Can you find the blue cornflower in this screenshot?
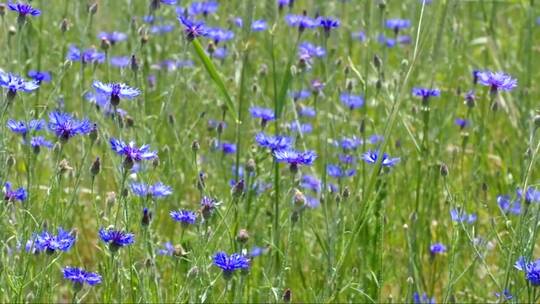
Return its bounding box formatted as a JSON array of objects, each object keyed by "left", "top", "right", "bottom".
[
  {"left": 97, "top": 31, "right": 127, "bottom": 45},
  {"left": 352, "top": 31, "right": 366, "bottom": 42},
  {"left": 99, "top": 227, "right": 135, "bottom": 250},
  {"left": 495, "top": 289, "right": 513, "bottom": 301},
  {"left": 213, "top": 251, "right": 250, "bottom": 278},
  {"left": 3, "top": 182, "right": 27, "bottom": 202},
  {"left": 251, "top": 20, "right": 267, "bottom": 31},
  {"left": 397, "top": 35, "right": 411, "bottom": 44},
  {"left": 221, "top": 142, "right": 237, "bottom": 154},
  {"left": 339, "top": 154, "right": 356, "bottom": 164},
  {"left": 477, "top": 71, "right": 517, "bottom": 93},
  {"left": 150, "top": 0, "right": 177, "bottom": 10},
  {"left": 290, "top": 90, "right": 311, "bottom": 101},
  {"left": 299, "top": 106, "right": 316, "bottom": 118},
  {"left": 412, "top": 87, "right": 441, "bottom": 103},
  {"left": 151, "top": 24, "right": 175, "bottom": 35},
  {"left": 311, "top": 79, "right": 325, "bottom": 94},
  {"left": 131, "top": 182, "right": 172, "bottom": 199},
  {"left": 188, "top": 1, "right": 219, "bottom": 16},
  {"left": 368, "top": 135, "right": 384, "bottom": 145},
  {"left": 207, "top": 28, "right": 234, "bottom": 44},
  {"left": 278, "top": 0, "right": 291, "bottom": 10},
  {"left": 200, "top": 196, "right": 217, "bottom": 217},
  {"left": 8, "top": 2, "right": 40, "bottom": 18},
  {"left": 109, "top": 56, "right": 130, "bottom": 68},
  {"left": 250, "top": 106, "right": 275, "bottom": 125},
  {"left": 285, "top": 14, "right": 317, "bottom": 32},
  {"left": 178, "top": 15, "right": 208, "bottom": 40},
  {"left": 28, "top": 70, "right": 51, "bottom": 84},
  {"left": 7, "top": 119, "right": 44, "bottom": 137},
  {"left": 170, "top": 209, "right": 197, "bottom": 226},
  {"left": 255, "top": 133, "right": 292, "bottom": 151},
  {"left": 110, "top": 138, "right": 157, "bottom": 164},
  {"left": 0, "top": 72, "right": 39, "bottom": 98},
  {"left": 67, "top": 45, "right": 105, "bottom": 64},
  {"left": 33, "top": 227, "right": 76, "bottom": 253},
  {"left": 450, "top": 209, "right": 477, "bottom": 224},
  {"left": 412, "top": 292, "right": 435, "bottom": 304},
  {"left": 429, "top": 243, "right": 447, "bottom": 256},
  {"left": 497, "top": 195, "right": 522, "bottom": 215},
  {"left": 92, "top": 81, "right": 140, "bottom": 107},
  {"left": 517, "top": 187, "right": 540, "bottom": 204},
  {"left": 213, "top": 47, "right": 229, "bottom": 59},
  {"left": 327, "top": 164, "right": 355, "bottom": 179},
  {"left": 298, "top": 42, "right": 326, "bottom": 60},
  {"left": 274, "top": 149, "right": 317, "bottom": 172},
  {"left": 30, "top": 136, "right": 53, "bottom": 151},
  {"left": 63, "top": 267, "right": 102, "bottom": 286},
  {"left": 48, "top": 112, "right": 94, "bottom": 141},
  {"left": 157, "top": 242, "right": 176, "bottom": 256},
  {"left": 378, "top": 34, "right": 396, "bottom": 48},
  {"left": 339, "top": 136, "right": 363, "bottom": 150},
  {"left": 289, "top": 122, "right": 313, "bottom": 134},
  {"left": 318, "top": 17, "right": 340, "bottom": 34},
  {"left": 340, "top": 93, "right": 364, "bottom": 110},
  {"left": 454, "top": 118, "right": 470, "bottom": 130},
  {"left": 361, "top": 150, "right": 400, "bottom": 167},
  {"left": 386, "top": 18, "right": 411, "bottom": 34},
  {"left": 515, "top": 257, "right": 540, "bottom": 286}
]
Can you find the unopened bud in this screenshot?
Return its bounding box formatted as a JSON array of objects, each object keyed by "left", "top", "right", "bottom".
[
  {"left": 439, "top": 163, "right": 448, "bottom": 177},
  {"left": 246, "top": 159, "right": 256, "bottom": 173},
  {"left": 88, "top": 2, "right": 98, "bottom": 15},
  {"left": 236, "top": 229, "right": 249, "bottom": 243},
  {"left": 90, "top": 157, "right": 101, "bottom": 176},
  {"left": 192, "top": 140, "right": 200, "bottom": 152}
]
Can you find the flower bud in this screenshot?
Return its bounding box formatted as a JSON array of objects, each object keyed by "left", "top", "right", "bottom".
[
  {"left": 90, "top": 157, "right": 101, "bottom": 176},
  {"left": 236, "top": 229, "right": 249, "bottom": 243}
]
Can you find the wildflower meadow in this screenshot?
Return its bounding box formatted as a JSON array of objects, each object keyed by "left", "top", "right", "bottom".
[{"left": 1, "top": 0, "right": 540, "bottom": 303}]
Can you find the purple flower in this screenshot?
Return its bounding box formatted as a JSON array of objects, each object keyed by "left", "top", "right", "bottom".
[
  {"left": 48, "top": 112, "right": 94, "bottom": 141},
  {"left": 494, "top": 289, "right": 513, "bottom": 301},
  {"left": 515, "top": 257, "right": 540, "bottom": 286},
  {"left": 298, "top": 42, "right": 326, "bottom": 60},
  {"left": 157, "top": 242, "right": 175, "bottom": 256},
  {"left": 450, "top": 209, "right": 477, "bottom": 224},
  {"left": 213, "top": 251, "right": 250, "bottom": 278},
  {"left": 221, "top": 142, "right": 237, "bottom": 154},
  {"left": 150, "top": 24, "right": 175, "bottom": 35},
  {"left": 429, "top": 243, "right": 447, "bottom": 256},
  {"left": 131, "top": 182, "right": 172, "bottom": 199},
  {"left": 318, "top": 17, "right": 340, "bottom": 34},
  {"left": 477, "top": 71, "right": 517, "bottom": 93},
  {"left": 30, "top": 136, "right": 53, "bottom": 150},
  {"left": 285, "top": 14, "right": 317, "bottom": 31},
  {"left": 274, "top": 149, "right": 317, "bottom": 171},
  {"left": 250, "top": 106, "right": 275, "bottom": 124},
  {"left": 3, "top": 182, "right": 27, "bottom": 202},
  {"left": 327, "top": 164, "right": 355, "bottom": 178},
  {"left": 386, "top": 18, "right": 411, "bottom": 33},
  {"left": 497, "top": 195, "right": 521, "bottom": 215},
  {"left": 290, "top": 90, "right": 311, "bottom": 101},
  {"left": 188, "top": 1, "right": 219, "bottom": 16},
  {"left": 97, "top": 31, "right": 127, "bottom": 45},
  {"left": 454, "top": 118, "right": 470, "bottom": 129},
  {"left": 92, "top": 81, "right": 140, "bottom": 106},
  {"left": 33, "top": 227, "right": 76, "bottom": 253},
  {"left": 177, "top": 15, "right": 208, "bottom": 41},
  {"left": 340, "top": 93, "right": 364, "bottom": 110},
  {"left": 378, "top": 34, "right": 396, "bottom": 48},
  {"left": 412, "top": 87, "right": 441, "bottom": 101},
  {"left": 255, "top": 133, "right": 292, "bottom": 151},
  {"left": 27, "top": 70, "right": 51, "bottom": 84},
  {"left": 251, "top": 20, "right": 267, "bottom": 31},
  {"left": 299, "top": 106, "right": 316, "bottom": 117},
  {"left": 8, "top": 2, "right": 40, "bottom": 17},
  {"left": 207, "top": 28, "right": 234, "bottom": 44},
  {"left": 7, "top": 119, "right": 44, "bottom": 137},
  {"left": 301, "top": 175, "right": 321, "bottom": 193},
  {"left": 109, "top": 56, "right": 130, "bottom": 68},
  {"left": 352, "top": 31, "right": 366, "bottom": 42},
  {"left": 170, "top": 209, "right": 197, "bottom": 225},
  {"left": 63, "top": 267, "right": 102, "bottom": 286},
  {"left": 517, "top": 187, "right": 540, "bottom": 204},
  {"left": 0, "top": 72, "right": 39, "bottom": 97},
  {"left": 413, "top": 292, "right": 435, "bottom": 304},
  {"left": 99, "top": 228, "right": 135, "bottom": 249},
  {"left": 361, "top": 150, "right": 400, "bottom": 167},
  {"left": 289, "top": 122, "right": 313, "bottom": 134},
  {"left": 110, "top": 138, "right": 158, "bottom": 166},
  {"left": 67, "top": 45, "right": 105, "bottom": 64},
  {"left": 339, "top": 136, "right": 363, "bottom": 150}
]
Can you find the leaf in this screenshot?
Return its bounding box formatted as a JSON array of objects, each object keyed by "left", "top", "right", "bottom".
[{"left": 191, "top": 39, "right": 237, "bottom": 121}]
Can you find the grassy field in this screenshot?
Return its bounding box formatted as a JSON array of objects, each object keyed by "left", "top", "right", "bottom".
[{"left": 0, "top": 0, "right": 539, "bottom": 302}]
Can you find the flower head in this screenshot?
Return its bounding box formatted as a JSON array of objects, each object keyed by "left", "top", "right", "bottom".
[
  {"left": 251, "top": 20, "right": 267, "bottom": 31},
  {"left": 67, "top": 45, "right": 105, "bottom": 64},
  {"left": 285, "top": 14, "right": 317, "bottom": 32},
  {"left": 412, "top": 87, "right": 440, "bottom": 103},
  {"left": 28, "top": 70, "right": 51, "bottom": 84},
  {"left": 450, "top": 209, "right": 477, "bottom": 224},
  {"left": 298, "top": 42, "right": 326, "bottom": 60},
  {"left": 131, "top": 182, "right": 172, "bottom": 199},
  {"left": 386, "top": 18, "right": 411, "bottom": 34},
  {"left": 213, "top": 251, "right": 250, "bottom": 278},
  {"left": 178, "top": 15, "right": 208, "bottom": 40},
  {"left": 412, "top": 292, "right": 435, "bottom": 304},
  {"left": 454, "top": 118, "right": 470, "bottom": 130},
  {"left": 188, "top": 1, "right": 219, "bottom": 16},
  {"left": 93, "top": 81, "right": 140, "bottom": 107},
  {"left": 0, "top": 72, "right": 39, "bottom": 98},
  {"left": 274, "top": 149, "right": 317, "bottom": 172},
  {"left": 97, "top": 31, "right": 127, "bottom": 45},
  {"left": 515, "top": 257, "right": 540, "bottom": 286},
  {"left": 3, "top": 182, "right": 27, "bottom": 202},
  {"left": 255, "top": 133, "right": 292, "bottom": 151},
  {"left": 99, "top": 228, "right": 135, "bottom": 250},
  {"left": 48, "top": 112, "right": 94, "bottom": 141},
  {"left": 429, "top": 243, "right": 447, "bottom": 256},
  {"left": 30, "top": 136, "right": 53, "bottom": 151},
  {"left": 110, "top": 138, "right": 158, "bottom": 167},
  {"left": 340, "top": 93, "right": 364, "bottom": 110},
  {"left": 207, "top": 27, "right": 234, "bottom": 44},
  {"left": 249, "top": 107, "right": 275, "bottom": 124},
  {"left": 33, "top": 227, "right": 76, "bottom": 253},
  {"left": 7, "top": 119, "right": 44, "bottom": 137},
  {"left": 361, "top": 150, "right": 400, "bottom": 167},
  {"left": 170, "top": 209, "right": 197, "bottom": 226},
  {"left": 63, "top": 267, "right": 102, "bottom": 286},
  {"left": 477, "top": 71, "right": 517, "bottom": 93},
  {"left": 497, "top": 195, "right": 522, "bottom": 215},
  {"left": 318, "top": 17, "right": 340, "bottom": 34},
  {"left": 8, "top": 2, "right": 40, "bottom": 18}
]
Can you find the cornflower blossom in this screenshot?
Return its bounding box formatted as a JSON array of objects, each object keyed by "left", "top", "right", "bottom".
[
  {"left": 477, "top": 71, "right": 517, "bottom": 93},
  {"left": 285, "top": 14, "right": 317, "bottom": 32},
  {"left": 28, "top": 70, "right": 51, "bottom": 84},
  {"left": 97, "top": 31, "right": 127, "bottom": 45},
  {"left": 131, "top": 182, "right": 172, "bottom": 199},
  {"left": 92, "top": 81, "right": 140, "bottom": 107},
  {"left": 110, "top": 138, "right": 158, "bottom": 168},
  {"left": 48, "top": 112, "right": 94, "bottom": 141},
  {"left": 340, "top": 93, "right": 364, "bottom": 110},
  {"left": 170, "top": 210, "right": 197, "bottom": 226},
  {"left": 33, "top": 227, "right": 76, "bottom": 253},
  {"left": 255, "top": 133, "right": 292, "bottom": 151},
  {"left": 0, "top": 72, "right": 39, "bottom": 99},
  {"left": 7, "top": 119, "right": 44, "bottom": 137},
  {"left": 99, "top": 228, "right": 135, "bottom": 250},
  {"left": 515, "top": 257, "right": 540, "bottom": 286},
  {"left": 450, "top": 209, "right": 477, "bottom": 224},
  {"left": 66, "top": 45, "right": 106, "bottom": 64},
  {"left": 177, "top": 15, "right": 208, "bottom": 41},
  {"left": 362, "top": 150, "right": 400, "bottom": 167},
  {"left": 213, "top": 251, "right": 250, "bottom": 279},
  {"left": 386, "top": 18, "right": 411, "bottom": 34},
  {"left": 62, "top": 267, "right": 102, "bottom": 286},
  {"left": 274, "top": 149, "right": 317, "bottom": 172},
  {"left": 3, "top": 182, "right": 27, "bottom": 202}
]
